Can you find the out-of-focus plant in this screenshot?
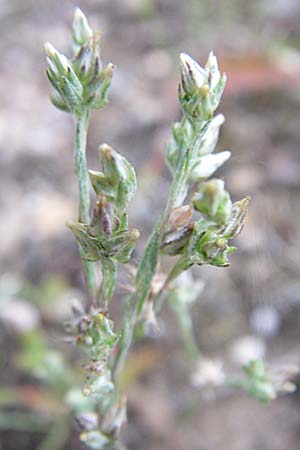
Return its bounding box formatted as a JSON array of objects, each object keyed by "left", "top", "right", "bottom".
[{"left": 41, "top": 8, "right": 295, "bottom": 449}]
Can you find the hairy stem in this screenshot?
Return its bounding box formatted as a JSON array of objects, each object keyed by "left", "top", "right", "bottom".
[
  {"left": 74, "top": 110, "right": 97, "bottom": 308},
  {"left": 176, "top": 303, "right": 201, "bottom": 362},
  {"left": 112, "top": 294, "right": 136, "bottom": 383},
  {"left": 162, "top": 121, "right": 206, "bottom": 225},
  {"left": 98, "top": 257, "right": 117, "bottom": 311},
  {"left": 112, "top": 123, "right": 205, "bottom": 383}
]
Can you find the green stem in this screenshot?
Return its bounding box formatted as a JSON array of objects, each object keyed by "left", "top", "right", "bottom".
[
  {"left": 175, "top": 303, "right": 201, "bottom": 362},
  {"left": 113, "top": 135, "right": 192, "bottom": 382},
  {"left": 74, "top": 110, "right": 97, "bottom": 308},
  {"left": 98, "top": 257, "right": 117, "bottom": 311},
  {"left": 112, "top": 223, "right": 160, "bottom": 382},
  {"left": 163, "top": 121, "right": 206, "bottom": 222},
  {"left": 112, "top": 293, "right": 136, "bottom": 383},
  {"left": 112, "top": 120, "right": 208, "bottom": 384}
]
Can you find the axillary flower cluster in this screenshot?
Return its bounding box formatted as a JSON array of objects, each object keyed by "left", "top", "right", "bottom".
[{"left": 42, "top": 8, "right": 280, "bottom": 450}]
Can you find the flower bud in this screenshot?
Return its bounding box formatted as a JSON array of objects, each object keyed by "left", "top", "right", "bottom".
[
  {"left": 72, "top": 8, "right": 93, "bottom": 48},
  {"left": 77, "top": 412, "right": 99, "bottom": 431},
  {"left": 45, "top": 12, "right": 115, "bottom": 114},
  {"left": 73, "top": 39, "right": 102, "bottom": 83},
  {"left": 44, "top": 42, "right": 70, "bottom": 75},
  {"left": 44, "top": 41, "right": 84, "bottom": 114},
  {"left": 178, "top": 52, "right": 226, "bottom": 123},
  {"left": 88, "top": 194, "right": 113, "bottom": 238},
  {"left": 100, "top": 144, "right": 125, "bottom": 183},
  {"left": 89, "top": 144, "right": 137, "bottom": 214},
  {"left": 87, "top": 63, "right": 115, "bottom": 109},
  {"left": 80, "top": 430, "right": 110, "bottom": 449},
  {"left": 179, "top": 53, "right": 208, "bottom": 95},
  {"left": 193, "top": 178, "right": 232, "bottom": 225},
  {"left": 205, "top": 51, "right": 221, "bottom": 90},
  {"left": 190, "top": 229, "right": 234, "bottom": 267}
]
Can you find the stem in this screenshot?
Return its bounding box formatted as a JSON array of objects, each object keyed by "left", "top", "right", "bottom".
[
  {"left": 175, "top": 303, "right": 201, "bottom": 362},
  {"left": 163, "top": 121, "right": 205, "bottom": 221},
  {"left": 112, "top": 294, "right": 136, "bottom": 383},
  {"left": 113, "top": 120, "right": 208, "bottom": 384},
  {"left": 74, "top": 110, "right": 97, "bottom": 308},
  {"left": 112, "top": 223, "right": 160, "bottom": 382},
  {"left": 98, "top": 257, "right": 117, "bottom": 311}
]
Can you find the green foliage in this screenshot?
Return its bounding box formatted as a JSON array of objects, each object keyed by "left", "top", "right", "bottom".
[{"left": 135, "top": 226, "right": 160, "bottom": 315}]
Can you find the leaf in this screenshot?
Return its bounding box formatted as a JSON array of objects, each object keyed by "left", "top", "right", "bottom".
[
  {"left": 160, "top": 225, "right": 194, "bottom": 256},
  {"left": 116, "top": 229, "right": 139, "bottom": 264},
  {"left": 88, "top": 170, "right": 116, "bottom": 199},
  {"left": 135, "top": 226, "right": 160, "bottom": 316},
  {"left": 194, "top": 114, "right": 225, "bottom": 156},
  {"left": 61, "top": 76, "right": 83, "bottom": 115},
  {"left": 222, "top": 196, "right": 251, "bottom": 238},
  {"left": 190, "top": 151, "right": 231, "bottom": 181},
  {"left": 67, "top": 220, "right": 100, "bottom": 261},
  {"left": 50, "top": 91, "right": 71, "bottom": 112}
]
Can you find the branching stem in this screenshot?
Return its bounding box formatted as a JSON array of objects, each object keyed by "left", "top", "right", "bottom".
[{"left": 112, "top": 123, "right": 204, "bottom": 383}]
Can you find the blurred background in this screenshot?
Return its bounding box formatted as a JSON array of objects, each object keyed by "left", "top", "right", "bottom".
[{"left": 1, "top": 0, "right": 300, "bottom": 449}]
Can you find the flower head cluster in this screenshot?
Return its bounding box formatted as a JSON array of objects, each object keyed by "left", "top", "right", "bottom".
[
  {"left": 68, "top": 144, "right": 139, "bottom": 263},
  {"left": 179, "top": 52, "right": 226, "bottom": 122},
  {"left": 68, "top": 144, "right": 139, "bottom": 306},
  {"left": 162, "top": 52, "right": 250, "bottom": 279},
  {"left": 45, "top": 8, "right": 114, "bottom": 115}
]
